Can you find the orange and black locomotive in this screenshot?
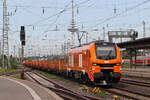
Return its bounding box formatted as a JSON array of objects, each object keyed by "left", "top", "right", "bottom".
[{"left": 24, "top": 40, "right": 122, "bottom": 85}]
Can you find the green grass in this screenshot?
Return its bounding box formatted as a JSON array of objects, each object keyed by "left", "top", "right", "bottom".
[
  {"left": 9, "top": 59, "right": 20, "bottom": 69},
  {"left": 12, "top": 74, "right": 21, "bottom": 79},
  {"left": 35, "top": 70, "right": 64, "bottom": 80},
  {"left": 0, "top": 58, "right": 21, "bottom": 74},
  {"left": 12, "top": 73, "right": 27, "bottom": 79},
  {"left": 0, "top": 58, "right": 20, "bottom": 69},
  {"left": 0, "top": 68, "right": 27, "bottom": 80},
  {"left": 0, "top": 69, "right": 19, "bottom": 74}
]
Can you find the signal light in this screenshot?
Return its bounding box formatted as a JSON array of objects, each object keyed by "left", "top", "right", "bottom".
[{"left": 20, "top": 26, "right": 25, "bottom": 46}]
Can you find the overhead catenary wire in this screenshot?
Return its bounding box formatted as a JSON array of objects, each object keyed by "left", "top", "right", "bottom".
[
  {"left": 69, "top": 0, "right": 150, "bottom": 32},
  {"left": 92, "top": 0, "right": 150, "bottom": 28},
  {"left": 6, "top": 0, "right": 72, "bottom": 49},
  {"left": 6, "top": 0, "right": 92, "bottom": 31},
  {"left": 25, "top": 1, "right": 72, "bottom": 47},
  {"left": 7, "top": 0, "right": 150, "bottom": 56},
  {"left": 31, "top": 0, "right": 91, "bottom": 26},
  {"left": 2, "top": 0, "right": 93, "bottom": 56},
  {"left": 80, "top": 0, "right": 150, "bottom": 40},
  {"left": 38, "top": 0, "right": 92, "bottom": 41},
  {"left": 29, "top": 1, "right": 72, "bottom": 26},
  {"left": 22, "top": 7, "right": 43, "bottom": 18},
  {"left": 70, "top": 1, "right": 150, "bottom": 31},
  {"left": 26, "top": 0, "right": 92, "bottom": 46}
]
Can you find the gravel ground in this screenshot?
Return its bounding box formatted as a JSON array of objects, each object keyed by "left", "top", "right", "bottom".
[
  {"left": 42, "top": 76, "right": 112, "bottom": 100},
  {"left": 28, "top": 70, "right": 121, "bottom": 100},
  {"left": 117, "top": 82, "right": 150, "bottom": 96},
  {"left": 24, "top": 69, "right": 150, "bottom": 100},
  {"left": 122, "top": 69, "right": 150, "bottom": 83}
]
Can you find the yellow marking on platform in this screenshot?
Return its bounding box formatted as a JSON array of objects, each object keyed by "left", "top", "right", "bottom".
[
  {"left": 92, "top": 87, "right": 97, "bottom": 92},
  {"left": 95, "top": 88, "right": 100, "bottom": 93},
  {"left": 113, "top": 95, "right": 118, "bottom": 99}
]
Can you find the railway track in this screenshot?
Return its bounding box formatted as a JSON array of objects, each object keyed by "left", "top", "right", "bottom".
[
  {"left": 105, "top": 81, "right": 150, "bottom": 100},
  {"left": 122, "top": 79, "right": 150, "bottom": 88},
  {"left": 25, "top": 71, "right": 99, "bottom": 100},
  {"left": 25, "top": 69, "right": 150, "bottom": 100},
  {"left": 122, "top": 70, "right": 150, "bottom": 80},
  {"left": 123, "top": 69, "right": 150, "bottom": 73}
]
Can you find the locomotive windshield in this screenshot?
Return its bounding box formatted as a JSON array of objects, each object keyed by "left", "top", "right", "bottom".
[{"left": 95, "top": 44, "right": 116, "bottom": 60}]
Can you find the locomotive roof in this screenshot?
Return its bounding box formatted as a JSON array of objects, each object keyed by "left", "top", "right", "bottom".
[
  {"left": 71, "top": 40, "right": 114, "bottom": 49},
  {"left": 69, "top": 40, "right": 115, "bottom": 53}
]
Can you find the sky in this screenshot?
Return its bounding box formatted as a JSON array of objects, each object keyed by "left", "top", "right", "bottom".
[{"left": 0, "top": 0, "right": 150, "bottom": 57}]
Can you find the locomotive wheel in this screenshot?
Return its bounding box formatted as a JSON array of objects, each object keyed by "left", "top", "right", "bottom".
[{"left": 82, "top": 74, "right": 89, "bottom": 84}]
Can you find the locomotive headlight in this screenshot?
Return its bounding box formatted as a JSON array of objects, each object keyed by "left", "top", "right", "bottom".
[
  {"left": 116, "top": 63, "right": 121, "bottom": 66},
  {"left": 92, "top": 68, "right": 95, "bottom": 71},
  {"left": 92, "top": 63, "right": 97, "bottom": 66}
]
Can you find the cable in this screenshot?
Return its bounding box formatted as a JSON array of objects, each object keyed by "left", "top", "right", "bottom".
[
  {"left": 25, "top": 11, "right": 62, "bottom": 47},
  {"left": 22, "top": 7, "right": 43, "bottom": 18},
  {"left": 8, "top": 1, "right": 72, "bottom": 48},
  {"left": 26, "top": 1, "right": 72, "bottom": 44},
  {"left": 74, "top": 0, "right": 91, "bottom": 7},
  {"left": 28, "top": 0, "right": 91, "bottom": 26},
  {"left": 16, "top": 0, "right": 93, "bottom": 49},
  {"left": 93, "top": 0, "right": 150, "bottom": 28},
  {"left": 36, "top": 0, "right": 92, "bottom": 38},
  {"left": 71, "top": 0, "right": 150, "bottom": 31},
  {"left": 29, "top": 1, "right": 72, "bottom": 26},
  {"left": 0, "top": 4, "right": 65, "bottom": 9}
]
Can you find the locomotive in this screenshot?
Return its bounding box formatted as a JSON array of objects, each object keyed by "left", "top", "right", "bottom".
[{"left": 24, "top": 40, "right": 122, "bottom": 85}]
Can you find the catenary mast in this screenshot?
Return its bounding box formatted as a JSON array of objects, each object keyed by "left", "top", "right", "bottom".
[{"left": 2, "top": 0, "right": 10, "bottom": 69}]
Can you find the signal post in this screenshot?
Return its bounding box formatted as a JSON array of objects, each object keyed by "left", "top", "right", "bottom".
[{"left": 20, "top": 26, "right": 25, "bottom": 79}]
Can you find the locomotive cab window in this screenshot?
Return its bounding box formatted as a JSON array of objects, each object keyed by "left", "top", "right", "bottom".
[{"left": 95, "top": 43, "right": 116, "bottom": 60}]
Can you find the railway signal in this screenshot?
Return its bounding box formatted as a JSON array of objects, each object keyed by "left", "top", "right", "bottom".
[
  {"left": 20, "top": 26, "right": 25, "bottom": 79},
  {"left": 20, "top": 26, "right": 25, "bottom": 46}
]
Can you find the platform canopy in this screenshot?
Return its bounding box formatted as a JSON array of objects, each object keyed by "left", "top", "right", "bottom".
[{"left": 117, "top": 37, "right": 150, "bottom": 49}]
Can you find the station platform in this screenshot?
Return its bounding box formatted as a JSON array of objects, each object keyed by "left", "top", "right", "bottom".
[{"left": 0, "top": 76, "right": 62, "bottom": 100}]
